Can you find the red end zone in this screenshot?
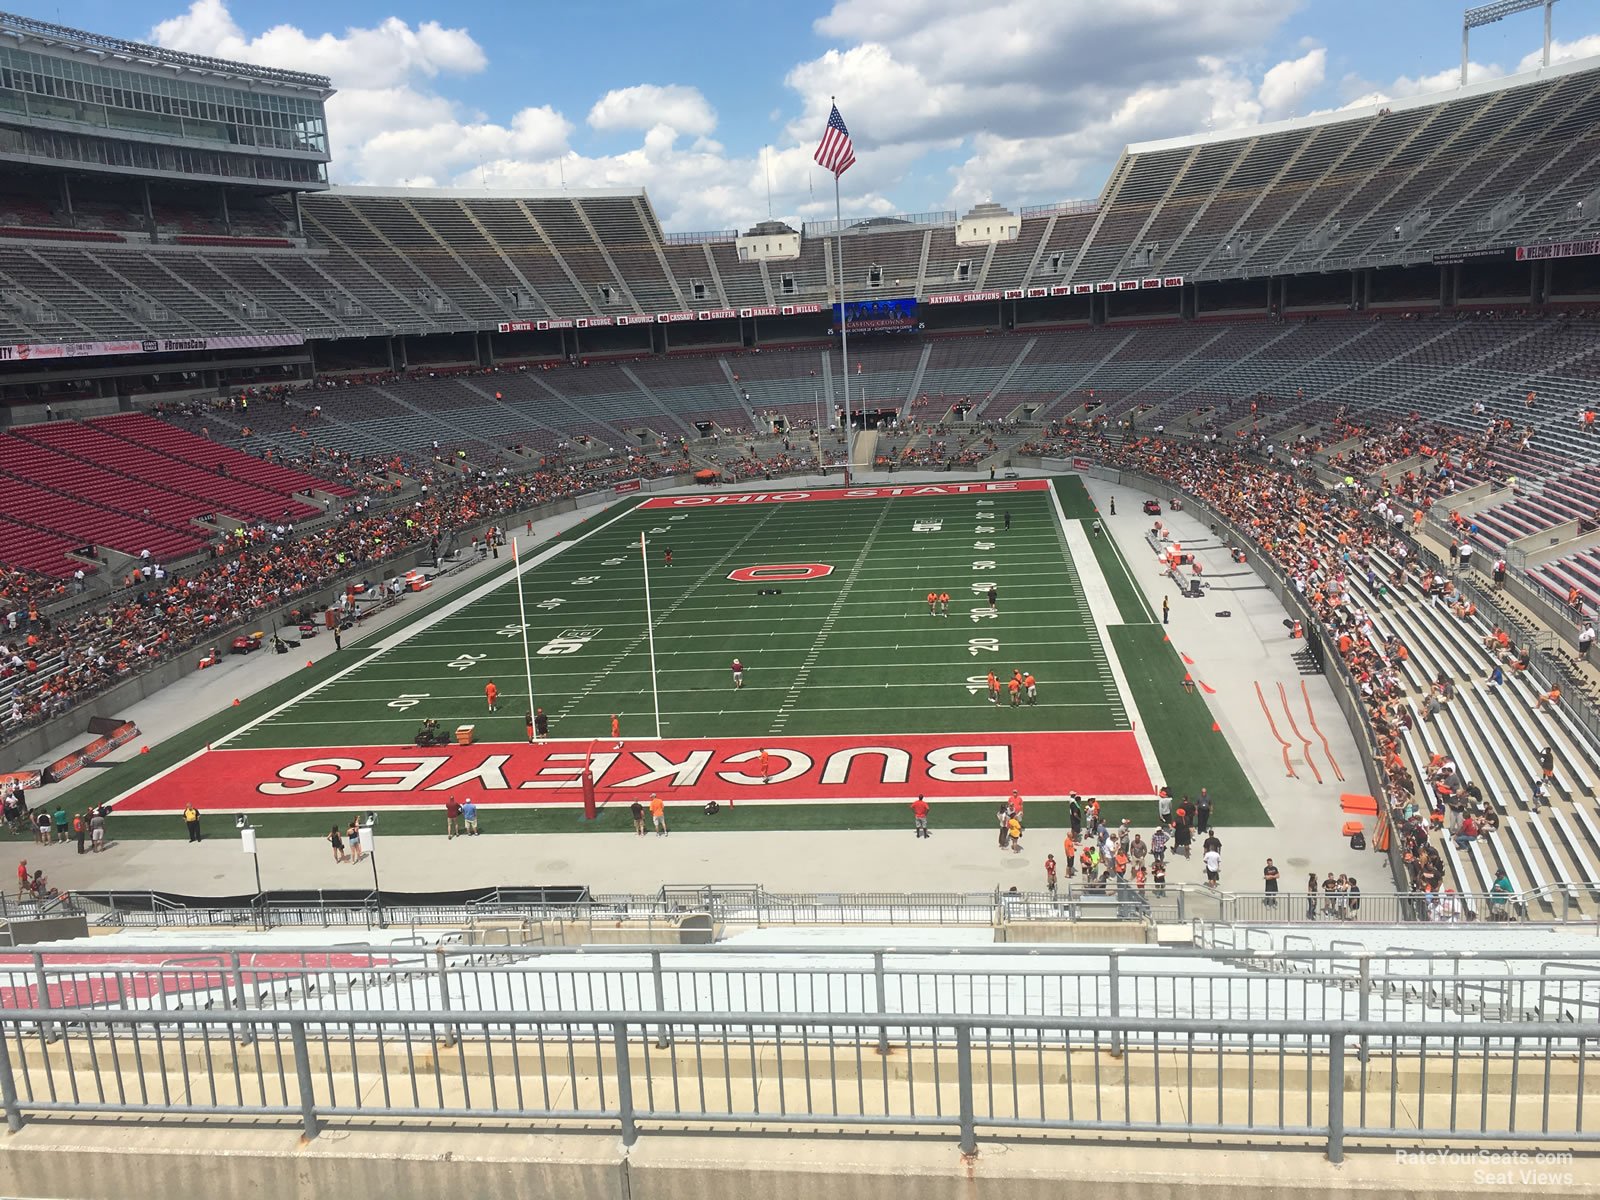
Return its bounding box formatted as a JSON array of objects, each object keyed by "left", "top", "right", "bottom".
[
  {"left": 640, "top": 480, "right": 1047, "bottom": 508},
  {"left": 114, "top": 731, "right": 1152, "bottom": 813}
]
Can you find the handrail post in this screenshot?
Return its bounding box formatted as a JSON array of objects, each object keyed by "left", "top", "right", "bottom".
[
  {"left": 30, "top": 951, "right": 55, "bottom": 1044},
  {"left": 435, "top": 946, "right": 457, "bottom": 1046},
  {"left": 650, "top": 950, "right": 671, "bottom": 1050},
  {"left": 1326, "top": 1033, "right": 1346, "bottom": 1164},
  {"left": 955, "top": 1025, "right": 977, "bottom": 1158},
  {"left": 1356, "top": 957, "right": 1371, "bottom": 1065},
  {"left": 290, "top": 1021, "right": 321, "bottom": 1140},
  {"left": 613, "top": 1021, "right": 638, "bottom": 1147},
  {"left": 873, "top": 951, "right": 890, "bottom": 1057},
  {"left": 230, "top": 951, "right": 253, "bottom": 1045},
  {"left": 1107, "top": 954, "right": 1123, "bottom": 1058},
  {"left": 0, "top": 1022, "right": 25, "bottom": 1132}
]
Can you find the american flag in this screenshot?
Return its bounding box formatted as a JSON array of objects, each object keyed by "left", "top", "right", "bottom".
[{"left": 814, "top": 104, "right": 856, "bottom": 177}]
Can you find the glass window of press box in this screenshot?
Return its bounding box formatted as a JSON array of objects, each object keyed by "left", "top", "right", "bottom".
[{"left": 0, "top": 46, "right": 328, "bottom": 156}]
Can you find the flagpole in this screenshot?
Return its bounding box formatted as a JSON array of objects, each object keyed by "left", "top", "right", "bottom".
[
  {"left": 640, "top": 530, "right": 663, "bottom": 739},
  {"left": 835, "top": 166, "right": 852, "bottom": 485},
  {"left": 512, "top": 536, "right": 535, "bottom": 727}
]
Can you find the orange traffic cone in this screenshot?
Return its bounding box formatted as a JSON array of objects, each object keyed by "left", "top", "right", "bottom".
[
  {"left": 306, "top": 660, "right": 314, "bottom": 668},
  {"left": 1211, "top": 721, "right": 1221, "bottom": 732},
  {"left": 139, "top": 746, "right": 149, "bottom": 755},
  {"left": 232, "top": 699, "right": 241, "bottom": 706}
]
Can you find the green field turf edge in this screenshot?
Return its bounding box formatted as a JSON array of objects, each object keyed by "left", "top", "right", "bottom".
[
  {"left": 1049, "top": 477, "right": 1154, "bottom": 624},
  {"left": 1108, "top": 623, "right": 1266, "bottom": 826}
]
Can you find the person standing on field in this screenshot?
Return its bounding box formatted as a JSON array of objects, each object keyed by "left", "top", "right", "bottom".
[
  {"left": 910, "top": 794, "right": 930, "bottom": 838},
  {"left": 987, "top": 584, "right": 998, "bottom": 614},
  {"left": 650, "top": 792, "right": 667, "bottom": 836},
  {"left": 484, "top": 680, "right": 498, "bottom": 713},
  {"left": 927, "top": 591, "right": 937, "bottom": 616},
  {"left": 631, "top": 799, "right": 646, "bottom": 836},
  {"left": 183, "top": 804, "right": 202, "bottom": 844},
  {"left": 731, "top": 658, "right": 744, "bottom": 689},
  {"left": 997, "top": 804, "right": 1011, "bottom": 850},
  {"left": 938, "top": 591, "right": 950, "bottom": 617},
  {"left": 534, "top": 708, "right": 549, "bottom": 741}
]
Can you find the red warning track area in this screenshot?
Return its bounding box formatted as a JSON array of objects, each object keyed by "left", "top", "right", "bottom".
[
  {"left": 640, "top": 480, "right": 1047, "bottom": 509},
  {"left": 114, "top": 731, "right": 1151, "bottom": 813},
  {"left": 0, "top": 951, "right": 394, "bottom": 1009}
]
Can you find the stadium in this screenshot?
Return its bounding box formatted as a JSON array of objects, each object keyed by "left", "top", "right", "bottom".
[{"left": 0, "top": 3, "right": 1599, "bottom": 1195}]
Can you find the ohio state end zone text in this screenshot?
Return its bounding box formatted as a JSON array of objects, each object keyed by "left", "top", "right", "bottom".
[{"left": 113, "top": 731, "right": 1152, "bottom": 812}]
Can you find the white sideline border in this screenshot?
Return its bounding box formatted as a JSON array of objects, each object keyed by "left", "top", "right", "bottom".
[{"left": 1048, "top": 483, "right": 1164, "bottom": 791}]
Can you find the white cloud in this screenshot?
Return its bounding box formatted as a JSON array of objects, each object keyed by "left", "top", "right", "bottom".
[
  {"left": 1517, "top": 34, "right": 1600, "bottom": 72},
  {"left": 146, "top": 0, "right": 1593, "bottom": 236},
  {"left": 588, "top": 85, "right": 717, "bottom": 138},
  {"left": 1259, "top": 47, "right": 1326, "bottom": 117},
  {"left": 1332, "top": 32, "right": 1600, "bottom": 114}
]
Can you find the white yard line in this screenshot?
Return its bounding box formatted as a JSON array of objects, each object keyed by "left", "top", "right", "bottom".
[
  {"left": 1048, "top": 484, "right": 1164, "bottom": 790},
  {"left": 205, "top": 502, "right": 646, "bottom": 753}
]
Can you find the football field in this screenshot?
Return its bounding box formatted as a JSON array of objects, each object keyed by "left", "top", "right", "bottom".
[{"left": 109, "top": 477, "right": 1263, "bottom": 827}]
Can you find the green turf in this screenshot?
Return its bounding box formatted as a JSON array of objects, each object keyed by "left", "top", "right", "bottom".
[
  {"left": 1051, "top": 474, "right": 1100, "bottom": 520},
  {"left": 1108, "top": 623, "right": 1265, "bottom": 825},
  {"left": 227, "top": 488, "right": 1127, "bottom": 748},
  {"left": 57, "top": 476, "right": 1265, "bottom": 838}
]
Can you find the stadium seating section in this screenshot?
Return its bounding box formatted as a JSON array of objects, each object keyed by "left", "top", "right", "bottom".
[{"left": 0, "top": 62, "right": 1596, "bottom": 343}]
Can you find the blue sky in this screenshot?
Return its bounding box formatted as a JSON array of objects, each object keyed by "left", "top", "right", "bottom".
[{"left": 36, "top": 0, "right": 1600, "bottom": 231}]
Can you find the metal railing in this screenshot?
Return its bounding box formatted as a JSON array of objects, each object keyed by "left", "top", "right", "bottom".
[
  {"left": 1, "top": 1002, "right": 1595, "bottom": 1160},
  {"left": 8, "top": 942, "right": 1600, "bottom": 1036},
  {"left": 67, "top": 882, "right": 1600, "bottom": 931}
]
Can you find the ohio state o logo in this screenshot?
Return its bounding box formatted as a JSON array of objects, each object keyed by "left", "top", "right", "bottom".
[{"left": 727, "top": 563, "right": 836, "bottom": 583}]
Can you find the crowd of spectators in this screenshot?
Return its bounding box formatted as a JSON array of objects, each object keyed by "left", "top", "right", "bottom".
[
  {"left": 1017, "top": 418, "right": 1579, "bottom": 908},
  {"left": 1, "top": 445, "right": 683, "bottom": 744}
]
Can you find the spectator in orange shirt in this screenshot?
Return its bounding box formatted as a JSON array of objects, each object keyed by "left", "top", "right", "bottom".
[
  {"left": 927, "top": 591, "right": 937, "bottom": 616},
  {"left": 1008, "top": 676, "right": 1021, "bottom": 707}
]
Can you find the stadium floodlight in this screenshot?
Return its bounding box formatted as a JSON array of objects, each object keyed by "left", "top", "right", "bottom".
[{"left": 1462, "top": 0, "right": 1557, "bottom": 85}]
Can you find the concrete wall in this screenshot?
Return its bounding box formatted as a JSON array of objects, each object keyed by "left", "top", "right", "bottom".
[{"left": 0, "top": 1125, "right": 1588, "bottom": 1200}]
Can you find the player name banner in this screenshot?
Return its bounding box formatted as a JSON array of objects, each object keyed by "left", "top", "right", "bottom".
[
  {"left": 613, "top": 479, "right": 642, "bottom": 495},
  {"left": 641, "top": 480, "right": 1049, "bottom": 508},
  {"left": 1516, "top": 239, "right": 1600, "bottom": 262},
  {"left": 656, "top": 311, "right": 695, "bottom": 323},
  {"left": 111, "top": 731, "right": 1152, "bottom": 812},
  {"left": 697, "top": 308, "right": 737, "bottom": 321},
  {"left": 0, "top": 333, "right": 303, "bottom": 363},
  {"left": 739, "top": 305, "right": 781, "bottom": 318}
]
